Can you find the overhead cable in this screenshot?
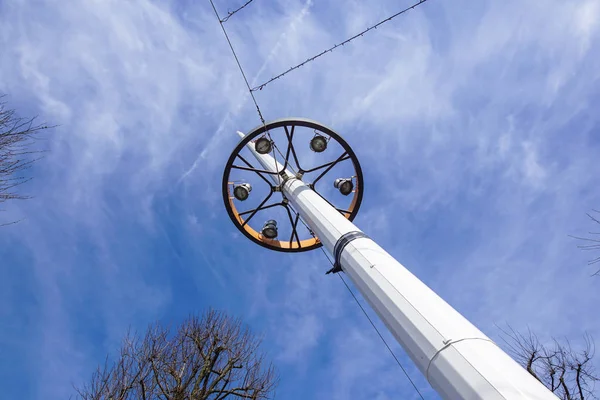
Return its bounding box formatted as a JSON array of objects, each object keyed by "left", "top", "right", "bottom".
[{"left": 251, "top": 0, "right": 429, "bottom": 91}]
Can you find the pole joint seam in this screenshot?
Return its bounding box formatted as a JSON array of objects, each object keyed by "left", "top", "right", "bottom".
[
  {"left": 425, "top": 337, "right": 495, "bottom": 383},
  {"left": 326, "top": 231, "right": 369, "bottom": 274}
]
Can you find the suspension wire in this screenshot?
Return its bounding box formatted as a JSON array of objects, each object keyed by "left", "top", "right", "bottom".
[
  {"left": 317, "top": 246, "right": 426, "bottom": 400},
  {"left": 294, "top": 211, "right": 425, "bottom": 398},
  {"left": 272, "top": 139, "right": 298, "bottom": 175},
  {"left": 209, "top": 0, "right": 279, "bottom": 189},
  {"left": 251, "top": 0, "right": 429, "bottom": 92},
  {"left": 209, "top": 0, "right": 294, "bottom": 186},
  {"left": 220, "top": 0, "right": 255, "bottom": 22},
  {"left": 267, "top": 131, "right": 282, "bottom": 185},
  {"left": 208, "top": 0, "right": 266, "bottom": 125}
]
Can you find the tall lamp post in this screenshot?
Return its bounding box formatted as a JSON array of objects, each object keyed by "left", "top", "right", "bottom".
[{"left": 222, "top": 118, "right": 558, "bottom": 399}]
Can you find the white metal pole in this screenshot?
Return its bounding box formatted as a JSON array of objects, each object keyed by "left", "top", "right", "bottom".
[{"left": 241, "top": 133, "right": 558, "bottom": 400}]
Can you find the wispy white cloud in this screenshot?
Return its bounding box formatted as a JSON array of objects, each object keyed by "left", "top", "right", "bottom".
[{"left": 1, "top": 0, "right": 599, "bottom": 398}]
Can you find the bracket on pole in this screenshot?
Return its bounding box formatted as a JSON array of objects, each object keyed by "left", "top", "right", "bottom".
[{"left": 327, "top": 231, "right": 369, "bottom": 274}]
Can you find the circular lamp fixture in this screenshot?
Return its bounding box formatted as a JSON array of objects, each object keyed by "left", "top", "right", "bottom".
[
  {"left": 262, "top": 220, "right": 278, "bottom": 239},
  {"left": 222, "top": 118, "right": 365, "bottom": 253},
  {"left": 309, "top": 135, "right": 328, "bottom": 153},
  {"left": 334, "top": 178, "right": 354, "bottom": 196},
  {"left": 255, "top": 137, "right": 272, "bottom": 154},
  {"left": 233, "top": 183, "right": 252, "bottom": 201}
]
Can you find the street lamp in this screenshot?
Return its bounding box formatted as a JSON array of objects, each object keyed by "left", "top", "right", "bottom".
[
  {"left": 334, "top": 178, "right": 353, "bottom": 196},
  {"left": 254, "top": 136, "right": 272, "bottom": 154},
  {"left": 309, "top": 134, "right": 328, "bottom": 152},
  {"left": 261, "top": 220, "right": 278, "bottom": 239},
  {"left": 222, "top": 118, "right": 558, "bottom": 400},
  {"left": 223, "top": 118, "right": 364, "bottom": 253},
  {"left": 233, "top": 183, "right": 252, "bottom": 201}
]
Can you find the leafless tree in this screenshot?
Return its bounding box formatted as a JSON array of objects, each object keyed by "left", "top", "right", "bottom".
[
  {"left": 0, "top": 94, "right": 51, "bottom": 225},
  {"left": 571, "top": 210, "right": 600, "bottom": 276},
  {"left": 75, "top": 310, "right": 277, "bottom": 400},
  {"left": 499, "top": 325, "right": 599, "bottom": 399}
]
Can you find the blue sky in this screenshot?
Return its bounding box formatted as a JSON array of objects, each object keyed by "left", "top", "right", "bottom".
[{"left": 1, "top": 0, "right": 600, "bottom": 398}]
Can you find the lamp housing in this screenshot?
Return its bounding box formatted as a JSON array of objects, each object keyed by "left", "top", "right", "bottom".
[
  {"left": 233, "top": 183, "right": 252, "bottom": 201},
  {"left": 334, "top": 178, "right": 354, "bottom": 196},
  {"left": 254, "top": 137, "right": 272, "bottom": 154},
  {"left": 262, "top": 219, "right": 278, "bottom": 239},
  {"left": 309, "top": 135, "right": 328, "bottom": 153}
]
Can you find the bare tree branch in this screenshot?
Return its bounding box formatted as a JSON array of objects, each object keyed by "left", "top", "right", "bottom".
[
  {"left": 499, "top": 325, "right": 599, "bottom": 399},
  {"left": 76, "top": 310, "right": 277, "bottom": 400},
  {"left": 572, "top": 210, "right": 600, "bottom": 275},
  {"left": 0, "top": 94, "right": 54, "bottom": 225}
]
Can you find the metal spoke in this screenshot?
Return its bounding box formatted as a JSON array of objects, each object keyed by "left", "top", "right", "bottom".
[
  {"left": 273, "top": 141, "right": 297, "bottom": 175},
  {"left": 303, "top": 154, "right": 351, "bottom": 174},
  {"left": 232, "top": 164, "right": 278, "bottom": 175},
  {"left": 235, "top": 154, "right": 274, "bottom": 186},
  {"left": 266, "top": 130, "right": 283, "bottom": 186},
  {"left": 284, "top": 126, "right": 302, "bottom": 171},
  {"left": 286, "top": 208, "right": 301, "bottom": 248},
  {"left": 282, "top": 125, "right": 298, "bottom": 172},
  {"left": 241, "top": 191, "right": 273, "bottom": 227},
  {"left": 283, "top": 128, "right": 293, "bottom": 170},
  {"left": 312, "top": 151, "right": 349, "bottom": 185},
  {"left": 239, "top": 202, "right": 281, "bottom": 217}
]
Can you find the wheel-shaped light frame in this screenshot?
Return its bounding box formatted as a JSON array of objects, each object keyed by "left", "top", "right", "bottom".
[{"left": 222, "top": 118, "right": 364, "bottom": 252}]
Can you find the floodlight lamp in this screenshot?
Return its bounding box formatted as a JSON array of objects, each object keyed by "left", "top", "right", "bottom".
[
  {"left": 255, "top": 137, "right": 272, "bottom": 154},
  {"left": 262, "top": 219, "right": 278, "bottom": 239},
  {"left": 233, "top": 183, "right": 252, "bottom": 201},
  {"left": 334, "top": 178, "right": 354, "bottom": 196},
  {"left": 310, "top": 135, "right": 328, "bottom": 153}
]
